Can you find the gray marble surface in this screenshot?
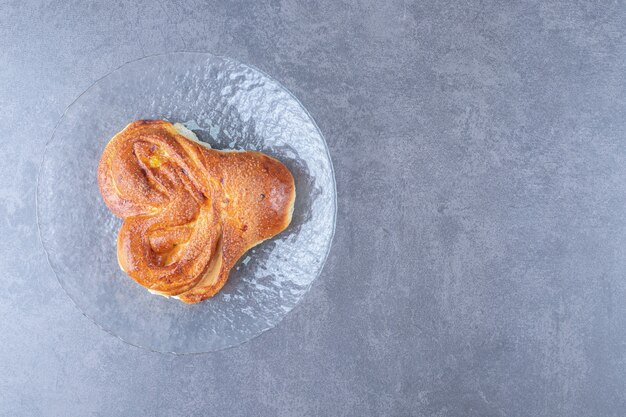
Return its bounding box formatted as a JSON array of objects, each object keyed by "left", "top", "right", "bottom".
[{"left": 2, "top": 1, "right": 625, "bottom": 416}]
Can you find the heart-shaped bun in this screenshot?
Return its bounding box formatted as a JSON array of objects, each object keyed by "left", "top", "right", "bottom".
[{"left": 97, "top": 120, "right": 295, "bottom": 304}]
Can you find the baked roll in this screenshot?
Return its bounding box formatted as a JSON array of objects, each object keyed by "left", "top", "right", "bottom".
[{"left": 97, "top": 120, "right": 295, "bottom": 304}]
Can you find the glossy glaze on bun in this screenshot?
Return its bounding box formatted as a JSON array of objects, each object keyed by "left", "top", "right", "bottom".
[{"left": 97, "top": 120, "right": 295, "bottom": 304}]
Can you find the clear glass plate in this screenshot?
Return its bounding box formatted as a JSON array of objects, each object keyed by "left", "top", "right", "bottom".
[{"left": 37, "top": 52, "right": 336, "bottom": 353}]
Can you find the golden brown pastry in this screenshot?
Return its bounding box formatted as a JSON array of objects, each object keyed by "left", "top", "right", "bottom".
[{"left": 97, "top": 120, "right": 295, "bottom": 304}]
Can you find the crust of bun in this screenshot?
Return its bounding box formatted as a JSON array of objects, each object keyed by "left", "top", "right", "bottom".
[{"left": 97, "top": 120, "right": 295, "bottom": 304}]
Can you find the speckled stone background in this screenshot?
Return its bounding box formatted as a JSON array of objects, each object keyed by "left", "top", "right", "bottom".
[{"left": 2, "top": 1, "right": 626, "bottom": 416}]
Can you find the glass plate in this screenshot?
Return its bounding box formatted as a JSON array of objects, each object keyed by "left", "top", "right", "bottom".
[{"left": 37, "top": 52, "right": 336, "bottom": 353}]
